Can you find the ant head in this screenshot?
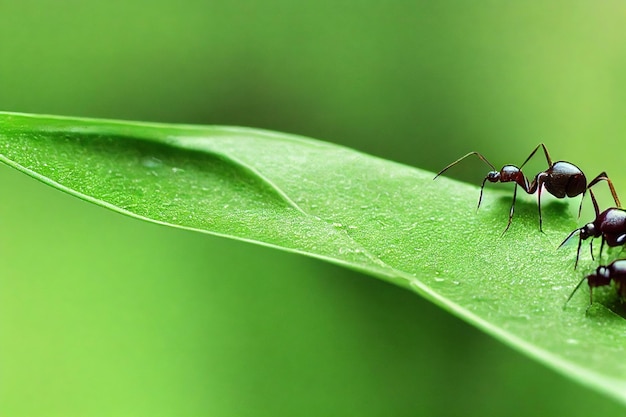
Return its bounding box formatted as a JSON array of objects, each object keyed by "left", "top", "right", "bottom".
[
  {"left": 579, "top": 223, "right": 596, "bottom": 240},
  {"left": 596, "top": 265, "right": 610, "bottom": 279},
  {"left": 486, "top": 170, "right": 500, "bottom": 183}
]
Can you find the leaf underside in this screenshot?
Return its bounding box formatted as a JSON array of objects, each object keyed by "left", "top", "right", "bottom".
[{"left": 0, "top": 111, "right": 624, "bottom": 405}]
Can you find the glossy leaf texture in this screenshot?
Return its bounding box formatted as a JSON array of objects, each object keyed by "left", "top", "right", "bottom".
[{"left": 0, "top": 111, "right": 624, "bottom": 405}]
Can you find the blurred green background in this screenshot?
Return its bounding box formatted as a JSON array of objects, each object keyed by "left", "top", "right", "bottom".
[{"left": 1, "top": 1, "right": 626, "bottom": 416}]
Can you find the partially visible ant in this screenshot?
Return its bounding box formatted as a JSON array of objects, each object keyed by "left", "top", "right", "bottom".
[
  {"left": 435, "top": 144, "right": 621, "bottom": 233},
  {"left": 559, "top": 206, "right": 626, "bottom": 269},
  {"left": 564, "top": 259, "right": 626, "bottom": 308}
]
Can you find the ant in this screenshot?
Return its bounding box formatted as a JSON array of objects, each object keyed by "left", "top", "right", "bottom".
[
  {"left": 434, "top": 144, "right": 620, "bottom": 233},
  {"left": 559, "top": 205, "right": 626, "bottom": 269},
  {"left": 564, "top": 259, "right": 626, "bottom": 307}
]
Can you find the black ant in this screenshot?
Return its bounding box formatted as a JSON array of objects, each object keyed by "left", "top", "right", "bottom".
[
  {"left": 435, "top": 144, "right": 620, "bottom": 233},
  {"left": 559, "top": 205, "right": 626, "bottom": 269},
  {"left": 564, "top": 259, "right": 626, "bottom": 307}
]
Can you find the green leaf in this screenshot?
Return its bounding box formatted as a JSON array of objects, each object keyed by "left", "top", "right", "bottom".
[{"left": 1, "top": 111, "right": 624, "bottom": 405}]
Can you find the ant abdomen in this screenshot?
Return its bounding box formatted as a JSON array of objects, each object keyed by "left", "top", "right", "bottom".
[{"left": 539, "top": 161, "right": 586, "bottom": 198}]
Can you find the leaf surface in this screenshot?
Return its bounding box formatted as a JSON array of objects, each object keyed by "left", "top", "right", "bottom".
[{"left": 1, "top": 111, "right": 624, "bottom": 404}]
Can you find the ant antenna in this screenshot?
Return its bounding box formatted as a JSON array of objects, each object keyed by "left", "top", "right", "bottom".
[
  {"left": 558, "top": 228, "right": 580, "bottom": 250},
  {"left": 563, "top": 275, "right": 589, "bottom": 309},
  {"left": 434, "top": 152, "right": 501, "bottom": 213},
  {"left": 433, "top": 151, "right": 496, "bottom": 180},
  {"left": 558, "top": 228, "right": 584, "bottom": 269},
  {"left": 574, "top": 234, "right": 584, "bottom": 269},
  {"left": 589, "top": 240, "right": 594, "bottom": 261}
]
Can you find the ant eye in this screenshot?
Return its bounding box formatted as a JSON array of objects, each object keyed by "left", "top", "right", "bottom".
[{"left": 598, "top": 266, "right": 610, "bottom": 278}]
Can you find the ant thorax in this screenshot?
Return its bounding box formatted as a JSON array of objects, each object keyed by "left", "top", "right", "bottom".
[
  {"left": 497, "top": 165, "right": 528, "bottom": 190},
  {"left": 499, "top": 165, "right": 520, "bottom": 180},
  {"left": 600, "top": 208, "right": 626, "bottom": 229}
]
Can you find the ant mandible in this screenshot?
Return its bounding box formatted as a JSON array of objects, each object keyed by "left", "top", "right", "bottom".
[
  {"left": 559, "top": 205, "right": 626, "bottom": 269},
  {"left": 564, "top": 259, "right": 626, "bottom": 307},
  {"left": 435, "top": 144, "right": 621, "bottom": 233}
]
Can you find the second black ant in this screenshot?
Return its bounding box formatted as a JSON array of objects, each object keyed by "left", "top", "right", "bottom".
[
  {"left": 435, "top": 144, "right": 620, "bottom": 233},
  {"left": 559, "top": 206, "right": 626, "bottom": 269}
]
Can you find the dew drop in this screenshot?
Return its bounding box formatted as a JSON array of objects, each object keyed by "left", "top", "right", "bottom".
[{"left": 142, "top": 156, "right": 162, "bottom": 168}]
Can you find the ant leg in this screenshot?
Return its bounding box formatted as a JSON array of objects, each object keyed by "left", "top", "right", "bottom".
[
  {"left": 519, "top": 144, "right": 541, "bottom": 169},
  {"left": 502, "top": 184, "right": 519, "bottom": 235},
  {"left": 434, "top": 151, "right": 497, "bottom": 179},
  {"left": 574, "top": 234, "right": 583, "bottom": 269},
  {"left": 519, "top": 143, "right": 552, "bottom": 169},
  {"left": 525, "top": 171, "right": 548, "bottom": 231},
  {"left": 538, "top": 187, "right": 545, "bottom": 232},
  {"left": 535, "top": 174, "right": 547, "bottom": 232},
  {"left": 586, "top": 189, "right": 600, "bottom": 218},
  {"left": 589, "top": 240, "right": 594, "bottom": 261},
  {"left": 477, "top": 176, "right": 489, "bottom": 211},
  {"left": 538, "top": 143, "right": 553, "bottom": 166},
  {"left": 578, "top": 192, "right": 585, "bottom": 219},
  {"left": 587, "top": 172, "right": 622, "bottom": 208},
  {"left": 599, "top": 237, "right": 606, "bottom": 261}
]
